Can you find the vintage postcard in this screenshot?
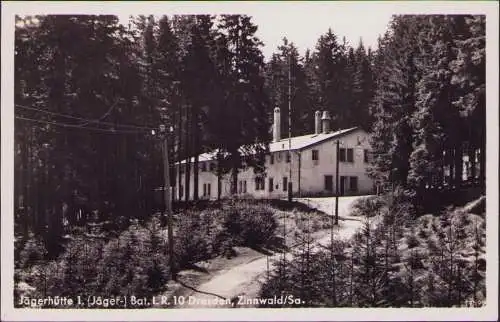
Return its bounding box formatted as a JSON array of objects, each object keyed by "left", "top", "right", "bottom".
[{"left": 1, "top": 1, "right": 498, "bottom": 321}]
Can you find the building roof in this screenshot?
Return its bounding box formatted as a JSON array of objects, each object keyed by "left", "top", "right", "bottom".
[
  {"left": 176, "top": 127, "right": 359, "bottom": 165},
  {"left": 268, "top": 127, "right": 358, "bottom": 152}
]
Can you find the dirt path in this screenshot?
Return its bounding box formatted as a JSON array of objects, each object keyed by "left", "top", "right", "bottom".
[{"left": 167, "top": 196, "right": 368, "bottom": 308}]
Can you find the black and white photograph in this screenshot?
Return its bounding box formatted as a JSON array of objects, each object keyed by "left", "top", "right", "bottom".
[{"left": 1, "top": 1, "right": 498, "bottom": 321}]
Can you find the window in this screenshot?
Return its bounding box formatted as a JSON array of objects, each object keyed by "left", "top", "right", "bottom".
[
  {"left": 239, "top": 181, "right": 243, "bottom": 193},
  {"left": 312, "top": 150, "right": 319, "bottom": 161},
  {"left": 339, "top": 148, "right": 346, "bottom": 162},
  {"left": 347, "top": 148, "right": 354, "bottom": 163},
  {"left": 243, "top": 181, "right": 247, "bottom": 193},
  {"left": 283, "top": 177, "right": 288, "bottom": 191},
  {"left": 209, "top": 162, "right": 216, "bottom": 171},
  {"left": 364, "top": 149, "right": 369, "bottom": 163},
  {"left": 268, "top": 178, "right": 274, "bottom": 192},
  {"left": 255, "top": 177, "right": 265, "bottom": 191},
  {"left": 270, "top": 154, "right": 274, "bottom": 165},
  {"left": 277, "top": 152, "right": 282, "bottom": 162},
  {"left": 207, "top": 183, "right": 211, "bottom": 197},
  {"left": 350, "top": 176, "right": 358, "bottom": 192},
  {"left": 200, "top": 162, "right": 207, "bottom": 172},
  {"left": 340, "top": 148, "right": 354, "bottom": 162},
  {"left": 203, "top": 183, "right": 207, "bottom": 196},
  {"left": 286, "top": 152, "right": 291, "bottom": 163}
]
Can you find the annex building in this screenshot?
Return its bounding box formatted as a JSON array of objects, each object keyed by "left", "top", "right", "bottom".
[{"left": 174, "top": 108, "right": 375, "bottom": 200}]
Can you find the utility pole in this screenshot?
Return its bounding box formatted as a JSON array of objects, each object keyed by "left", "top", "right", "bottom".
[
  {"left": 335, "top": 139, "right": 340, "bottom": 225},
  {"left": 160, "top": 124, "right": 176, "bottom": 280}
]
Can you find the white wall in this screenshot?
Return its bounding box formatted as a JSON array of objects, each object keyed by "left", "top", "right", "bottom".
[
  {"left": 174, "top": 128, "right": 374, "bottom": 200},
  {"left": 297, "top": 129, "right": 373, "bottom": 196}
]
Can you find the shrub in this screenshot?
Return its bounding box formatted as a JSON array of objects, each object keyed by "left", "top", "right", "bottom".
[
  {"left": 97, "top": 222, "right": 170, "bottom": 299},
  {"left": 351, "top": 196, "right": 384, "bottom": 217},
  {"left": 223, "top": 204, "right": 278, "bottom": 248},
  {"left": 16, "top": 218, "right": 171, "bottom": 306},
  {"left": 17, "top": 234, "right": 47, "bottom": 269},
  {"left": 406, "top": 234, "right": 420, "bottom": 249},
  {"left": 175, "top": 211, "right": 214, "bottom": 266}
]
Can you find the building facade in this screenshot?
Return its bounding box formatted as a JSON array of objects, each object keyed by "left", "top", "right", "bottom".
[{"left": 174, "top": 109, "right": 375, "bottom": 200}]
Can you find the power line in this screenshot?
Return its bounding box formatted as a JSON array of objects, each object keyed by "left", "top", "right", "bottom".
[
  {"left": 15, "top": 116, "right": 149, "bottom": 134},
  {"left": 15, "top": 104, "right": 155, "bottom": 131},
  {"left": 75, "top": 99, "right": 119, "bottom": 128}
]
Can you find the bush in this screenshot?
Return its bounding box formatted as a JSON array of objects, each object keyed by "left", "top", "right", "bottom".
[
  {"left": 240, "top": 205, "right": 278, "bottom": 246},
  {"left": 175, "top": 211, "right": 214, "bottom": 266},
  {"left": 351, "top": 196, "right": 384, "bottom": 217},
  {"left": 97, "top": 220, "right": 170, "bottom": 299},
  {"left": 16, "top": 217, "right": 170, "bottom": 306},
  {"left": 222, "top": 203, "right": 277, "bottom": 248}
]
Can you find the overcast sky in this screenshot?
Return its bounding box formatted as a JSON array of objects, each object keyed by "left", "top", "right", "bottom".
[
  {"left": 249, "top": 7, "right": 393, "bottom": 59},
  {"left": 11, "top": 1, "right": 497, "bottom": 62},
  {"left": 116, "top": 2, "right": 396, "bottom": 61},
  {"left": 119, "top": 10, "right": 392, "bottom": 60}
]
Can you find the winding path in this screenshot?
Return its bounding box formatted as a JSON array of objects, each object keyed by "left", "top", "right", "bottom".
[{"left": 175, "top": 196, "right": 369, "bottom": 308}]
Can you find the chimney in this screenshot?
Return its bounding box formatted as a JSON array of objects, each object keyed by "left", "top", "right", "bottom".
[
  {"left": 273, "top": 107, "right": 281, "bottom": 142},
  {"left": 314, "top": 110, "right": 322, "bottom": 134},
  {"left": 321, "top": 111, "right": 331, "bottom": 133}
]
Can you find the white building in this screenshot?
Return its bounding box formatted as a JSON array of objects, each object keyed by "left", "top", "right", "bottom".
[{"left": 174, "top": 108, "right": 375, "bottom": 200}]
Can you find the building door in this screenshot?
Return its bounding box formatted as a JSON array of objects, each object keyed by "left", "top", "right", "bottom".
[
  {"left": 324, "top": 175, "right": 333, "bottom": 192},
  {"left": 340, "top": 176, "right": 347, "bottom": 196},
  {"left": 268, "top": 178, "right": 274, "bottom": 192}
]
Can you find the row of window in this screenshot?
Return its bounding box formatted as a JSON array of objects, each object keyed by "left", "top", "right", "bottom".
[
  {"left": 177, "top": 175, "right": 358, "bottom": 196},
  {"left": 311, "top": 148, "right": 370, "bottom": 164},
  {"left": 269, "top": 149, "right": 370, "bottom": 166},
  {"left": 179, "top": 162, "right": 217, "bottom": 174},
  {"left": 324, "top": 175, "right": 358, "bottom": 193},
  {"left": 269, "top": 152, "right": 291, "bottom": 164},
  {"left": 178, "top": 149, "right": 371, "bottom": 174},
  {"left": 177, "top": 184, "right": 212, "bottom": 198}
]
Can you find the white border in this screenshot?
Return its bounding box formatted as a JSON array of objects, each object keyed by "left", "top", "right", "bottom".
[{"left": 2, "top": 1, "right": 498, "bottom": 321}]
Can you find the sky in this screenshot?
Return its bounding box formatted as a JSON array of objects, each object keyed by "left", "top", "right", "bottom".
[
  {"left": 116, "top": 2, "right": 395, "bottom": 61},
  {"left": 247, "top": 6, "right": 393, "bottom": 60}
]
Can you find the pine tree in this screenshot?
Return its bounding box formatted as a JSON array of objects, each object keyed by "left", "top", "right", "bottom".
[
  {"left": 308, "top": 29, "right": 349, "bottom": 130},
  {"left": 265, "top": 38, "right": 312, "bottom": 137},
  {"left": 351, "top": 40, "right": 375, "bottom": 130},
  {"left": 212, "top": 15, "right": 270, "bottom": 195},
  {"left": 368, "top": 16, "right": 427, "bottom": 190},
  {"left": 449, "top": 15, "right": 486, "bottom": 185}
]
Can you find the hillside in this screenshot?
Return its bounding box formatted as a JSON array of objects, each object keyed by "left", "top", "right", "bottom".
[{"left": 259, "top": 194, "right": 486, "bottom": 307}]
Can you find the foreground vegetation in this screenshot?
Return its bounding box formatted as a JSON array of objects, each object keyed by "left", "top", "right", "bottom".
[
  {"left": 14, "top": 200, "right": 330, "bottom": 308},
  {"left": 260, "top": 189, "right": 486, "bottom": 308}
]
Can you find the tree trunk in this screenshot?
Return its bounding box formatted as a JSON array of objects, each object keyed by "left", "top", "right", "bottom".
[
  {"left": 468, "top": 145, "right": 476, "bottom": 181},
  {"left": 231, "top": 166, "right": 238, "bottom": 195},
  {"left": 193, "top": 154, "right": 199, "bottom": 201},
  {"left": 177, "top": 106, "right": 183, "bottom": 201},
  {"left": 184, "top": 105, "right": 191, "bottom": 202},
  {"left": 217, "top": 168, "right": 222, "bottom": 200},
  {"left": 192, "top": 106, "right": 199, "bottom": 201},
  {"left": 454, "top": 144, "right": 463, "bottom": 187}
]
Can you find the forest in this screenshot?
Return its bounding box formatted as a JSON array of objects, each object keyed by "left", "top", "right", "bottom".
[{"left": 13, "top": 14, "right": 486, "bottom": 307}]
